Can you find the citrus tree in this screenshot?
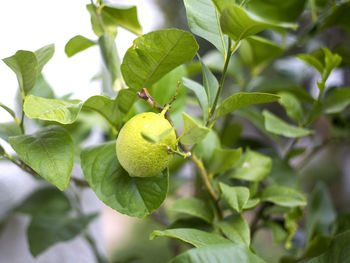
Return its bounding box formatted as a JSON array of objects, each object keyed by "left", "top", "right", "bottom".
[{"left": 1, "top": 0, "right": 350, "bottom": 262}]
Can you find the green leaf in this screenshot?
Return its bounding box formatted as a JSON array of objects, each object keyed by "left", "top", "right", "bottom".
[
  {"left": 0, "top": 122, "right": 21, "bottom": 142},
  {"left": 322, "top": 1, "right": 350, "bottom": 34},
  {"left": 8, "top": 126, "right": 74, "bottom": 190},
  {"left": 306, "top": 182, "right": 336, "bottom": 243},
  {"left": 141, "top": 128, "right": 174, "bottom": 144},
  {"left": 34, "top": 44, "right": 55, "bottom": 73},
  {"left": 30, "top": 74, "right": 55, "bottom": 98},
  {"left": 322, "top": 88, "right": 350, "bottom": 114},
  {"left": 180, "top": 112, "right": 210, "bottom": 145},
  {"left": 65, "top": 35, "right": 96, "bottom": 57},
  {"left": 86, "top": 4, "right": 104, "bottom": 37},
  {"left": 80, "top": 141, "right": 168, "bottom": 218},
  {"left": 193, "top": 129, "right": 221, "bottom": 162},
  {"left": 265, "top": 221, "right": 288, "bottom": 244},
  {"left": 208, "top": 147, "right": 242, "bottom": 174},
  {"left": 239, "top": 36, "right": 283, "bottom": 67},
  {"left": 0, "top": 145, "right": 4, "bottom": 156},
  {"left": 322, "top": 47, "right": 342, "bottom": 81},
  {"left": 297, "top": 54, "right": 324, "bottom": 75},
  {"left": 219, "top": 182, "right": 250, "bottom": 212},
  {"left": 217, "top": 215, "right": 250, "bottom": 246},
  {"left": 150, "top": 228, "right": 231, "bottom": 247},
  {"left": 2, "top": 50, "right": 38, "bottom": 94},
  {"left": 116, "top": 88, "right": 137, "bottom": 114},
  {"left": 308, "top": 231, "right": 350, "bottom": 263},
  {"left": 260, "top": 185, "right": 307, "bottom": 207},
  {"left": 278, "top": 91, "right": 304, "bottom": 123},
  {"left": 121, "top": 29, "right": 198, "bottom": 92},
  {"left": 285, "top": 207, "right": 303, "bottom": 249},
  {"left": 215, "top": 92, "right": 280, "bottom": 121},
  {"left": 0, "top": 103, "right": 18, "bottom": 122},
  {"left": 183, "top": 77, "right": 209, "bottom": 123},
  {"left": 169, "top": 197, "right": 214, "bottom": 223},
  {"left": 184, "top": 0, "right": 228, "bottom": 54},
  {"left": 263, "top": 110, "right": 313, "bottom": 138},
  {"left": 243, "top": 198, "right": 260, "bottom": 210},
  {"left": 220, "top": 4, "right": 297, "bottom": 41},
  {"left": 332, "top": 214, "right": 350, "bottom": 235},
  {"left": 200, "top": 58, "right": 219, "bottom": 108},
  {"left": 27, "top": 213, "right": 96, "bottom": 257},
  {"left": 15, "top": 187, "right": 71, "bottom": 216},
  {"left": 170, "top": 244, "right": 266, "bottom": 263},
  {"left": 230, "top": 148, "right": 272, "bottom": 182},
  {"left": 300, "top": 235, "right": 333, "bottom": 261}
]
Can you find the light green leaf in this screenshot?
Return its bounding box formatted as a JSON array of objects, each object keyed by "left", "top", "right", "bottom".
[
  {"left": 201, "top": 58, "right": 219, "bottom": 108},
  {"left": 2, "top": 50, "right": 38, "bottom": 94},
  {"left": 219, "top": 182, "right": 250, "bottom": 212},
  {"left": 220, "top": 4, "right": 297, "bottom": 41},
  {"left": 260, "top": 185, "right": 307, "bottom": 207},
  {"left": 297, "top": 54, "right": 324, "bottom": 75},
  {"left": 30, "top": 74, "right": 55, "bottom": 98},
  {"left": 278, "top": 91, "right": 304, "bottom": 122},
  {"left": 80, "top": 141, "right": 168, "bottom": 218},
  {"left": 322, "top": 88, "right": 350, "bottom": 114},
  {"left": 217, "top": 215, "right": 250, "bottom": 246},
  {"left": 0, "top": 122, "right": 21, "bottom": 142},
  {"left": 65, "top": 35, "right": 96, "bottom": 57},
  {"left": 265, "top": 221, "right": 288, "bottom": 244},
  {"left": 322, "top": 47, "right": 342, "bottom": 81},
  {"left": 150, "top": 228, "right": 231, "bottom": 247},
  {"left": 0, "top": 103, "right": 18, "bottom": 122},
  {"left": 8, "top": 126, "right": 74, "bottom": 190},
  {"left": 169, "top": 197, "right": 214, "bottom": 223},
  {"left": 184, "top": 0, "right": 228, "bottom": 54},
  {"left": 180, "top": 112, "right": 210, "bottom": 145},
  {"left": 34, "top": 44, "right": 55, "bottom": 73},
  {"left": 230, "top": 148, "right": 272, "bottom": 182},
  {"left": 209, "top": 147, "right": 242, "bottom": 174},
  {"left": 263, "top": 110, "right": 313, "bottom": 138},
  {"left": 193, "top": 129, "right": 221, "bottom": 162},
  {"left": 285, "top": 207, "right": 303, "bottom": 249},
  {"left": 243, "top": 198, "right": 260, "bottom": 210},
  {"left": 182, "top": 77, "right": 209, "bottom": 123},
  {"left": 121, "top": 29, "right": 198, "bottom": 92},
  {"left": 86, "top": 4, "right": 104, "bottom": 37},
  {"left": 215, "top": 92, "right": 280, "bottom": 121},
  {"left": 141, "top": 128, "right": 174, "bottom": 144},
  {"left": 170, "top": 244, "right": 266, "bottom": 263}
]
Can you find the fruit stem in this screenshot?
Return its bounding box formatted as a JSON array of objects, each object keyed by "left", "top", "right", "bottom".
[{"left": 160, "top": 104, "right": 170, "bottom": 117}]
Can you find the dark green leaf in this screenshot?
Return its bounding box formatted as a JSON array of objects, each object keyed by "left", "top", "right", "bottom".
[
  {"left": 200, "top": 58, "right": 219, "bottom": 108},
  {"left": 278, "top": 91, "right": 304, "bottom": 123},
  {"left": 9, "top": 126, "right": 74, "bottom": 190},
  {"left": 116, "top": 88, "right": 137, "bottom": 114},
  {"left": 180, "top": 113, "right": 210, "bottom": 145},
  {"left": 215, "top": 92, "right": 280, "bottom": 121},
  {"left": 322, "top": 1, "right": 350, "bottom": 34},
  {"left": 80, "top": 141, "right": 168, "bottom": 218},
  {"left": 150, "top": 228, "right": 231, "bottom": 247},
  {"left": 34, "top": 44, "right": 55, "bottom": 73},
  {"left": 332, "top": 214, "right": 350, "bottom": 235},
  {"left": 219, "top": 182, "right": 250, "bottom": 212},
  {"left": 217, "top": 215, "right": 250, "bottom": 246},
  {"left": 0, "top": 122, "right": 21, "bottom": 142},
  {"left": 322, "top": 88, "right": 350, "bottom": 114},
  {"left": 65, "top": 35, "right": 96, "bottom": 57},
  {"left": 169, "top": 197, "right": 214, "bottom": 223},
  {"left": 0, "top": 145, "right": 4, "bottom": 156},
  {"left": 0, "top": 103, "right": 18, "bottom": 121},
  {"left": 260, "top": 185, "right": 307, "bottom": 207},
  {"left": 208, "top": 147, "right": 242, "bottom": 174},
  {"left": 300, "top": 235, "right": 333, "bottom": 261}
]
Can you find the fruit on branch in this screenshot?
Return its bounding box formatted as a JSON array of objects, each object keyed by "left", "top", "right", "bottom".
[{"left": 116, "top": 112, "right": 177, "bottom": 177}]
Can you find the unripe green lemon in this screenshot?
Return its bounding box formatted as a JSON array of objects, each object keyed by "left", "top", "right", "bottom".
[{"left": 116, "top": 112, "right": 177, "bottom": 177}]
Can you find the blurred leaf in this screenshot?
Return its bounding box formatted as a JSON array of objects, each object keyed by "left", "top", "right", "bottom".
[
  {"left": 34, "top": 44, "right": 55, "bottom": 73},
  {"left": 170, "top": 244, "right": 266, "bottom": 263},
  {"left": 183, "top": 77, "right": 209, "bottom": 123},
  {"left": 278, "top": 91, "right": 304, "bottom": 123},
  {"left": 300, "top": 235, "right": 333, "bottom": 261},
  {"left": 0, "top": 145, "right": 4, "bottom": 156},
  {"left": 86, "top": 4, "right": 104, "bottom": 37},
  {"left": 239, "top": 36, "right": 283, "bottom": 67},
  {"left": 306, "top": 182, "right": 336, "bottom": 243},
  {"left": 297, "top": 54, "right": 324, "bottom": 75},
  {"left": 260, "top": 185, "right": 307, "bottom": 207},
  {"left": 180, "top": 112, "right": 210, "bottom": 145},
  {"left": 27, "top": 213, "right": 96, "bottom": 257},
  {"left": 80, "top": 141, "right": 168, "bottom": 218},
  {"left": 285, "top": 207, "right": 303, "bottom": 248},
  {"left": 0, "top": 122, "right": 21, "bottom": 142},
  {"left": 150, "top": 228, "right": 231, "bottom": 247},
  {"left": 217, "top": 215, "right": 250, "bottom": 246},
  {"left": 308, "top": 231, "right": 350, "bottom": 263},
  {"left": 322, "top": 47, "right": 342, "bottom": 82},
  {"left": 200, "top": 58, "right": 219, "bottom": 108},
  {"left": 65, "top": 35, "right": 96, "bottom": 57},
  {"left": 215, "top": 92, "right": 280, "bottom": 121},
  {"left": 219, "top": 182, "right": 249, "bottom": 212},
  {"left": 9, "top": 126, "right": 74, "bottom": 190},
  {"left": 322, "top": 88, "right": 350, "bottom": 114},
  {"left": 265, "top": 221, "right": 288, "bottom": 244},
  {"left": 169, "top": 197, "right": 214, "bottom": 223},
  {"left": 243, "top": 198, "right": 260, "bottom": 210},
  {"left": 193, "top": 129, "right": 221, "bottom": 162},
  {"left": 331, "top": 214, "right": 350, "bottom": 235},
  {"left": 208, "top": 147, "right": 242, "bottom": 174},
  {"left": 263, "top": 110, "right": 313, "bottom": 138},
  {"left": 230, "top": 148, "right": 272, "bottom": 182},
  {"left": 322, "top": 1, "right": 350, "bottom": 34}
]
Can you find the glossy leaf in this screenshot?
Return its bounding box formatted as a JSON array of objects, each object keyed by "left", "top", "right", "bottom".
[
  {"left": 200, "top": 58, "right": 219, "bottom": 108},
  {"left": 208, "top": 147, "right": 242, "bottom": 174},
  {"left": 180, "top": 112, "right": 210, "bottom": 145},
  {"left": 169, "top": 197, "right": 214, "bottom": 223},
  {"left": 80, "top": 141, "right": 168, "bottom": 218},
  {"left": 215, "top": 92, "right": 280, "bottom": 121},
  {"left": 150, "top": 228, "right": 231, "bottom": 247},
  {"left": 8, "top": 126, "right": 74, "bottom": 190},
  {"left": 219, "top": 182, "right": 249, "bottom": 212},
  {"left": 278, "top": 91, "right": 304, "bottom": 123},
  {"left": 65, "top": 35, "right": 96, "bottom": 57},
  {"left": 322, "top": 88, "right": 350, "bottom": 114},
  {"left": 0, "top": 122, "right": 21, "bottom": 142},
  {"left": 260, "top": 185, "right": 307, "bottom": 207},
  {"left": 217, "top": 215, "right": 250, "bottom": 246},
  {"left": 263, "top": 110, "right": 313, "bottom": 138}
]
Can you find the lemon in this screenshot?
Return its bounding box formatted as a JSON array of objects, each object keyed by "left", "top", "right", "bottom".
[{"left": 116, "top": 112, "right": 177, "bottom": 177}]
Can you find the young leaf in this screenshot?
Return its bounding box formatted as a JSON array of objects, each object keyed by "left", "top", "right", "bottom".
[
  {"left": 65, "top": 35, "right": 96, "bottom": 57},
  {"left": 217, "top": 215, "right": 251, "bottom": 246},
  {"left": 169, "top": 197, "right": 214, "bottom": 223},
  {"left": 208, "top": 147, "right": 242, "bottom": 174},
  {"left": 219, "top": 182, "right": 250, "bottom": 212},
  {"left": 322, "top": 47, "right": 342, "bottom": 82},
  {"left": 0, "top": 103, "right": 19, "bottom": 123},
  {"left": 34, "top": 44, "right": 55, "bottom": 73},
  {"left": 200, "top": 58, "right": 219, "bottom": 108},
  {"left": 0, "top": 122, "right": 21, "bottom": 142},
  {"left": 214, "top": 92, "right": 280, "bottom": 121},
  {"left": 278, "top": 91, "right": 304, "bottom": 123},
  {"left": 263, "top": 110, "right": 313, "bottom": 138},
  {"left": 8, "top": 126, "right": 74, "bottom": 191},
  {"left": 180, "top": 112, "right": 210, "bottom": 145},
  {"left": 230, "top": 148, "right": 272, "bottom": 182},
  {"left": 150, "top": 228, "right": 231, "bottom": 247},
  {"left": 260, "top": 185, "right": 307, "bottom": 207},
  {"left": 322, "top": 88, "right": 350, "bottom": 114},
  {"left": 80, "top": 141, "right": 168, "bottom": 218},
  {"left": 297, "top": 54, "right": 324, "bottom": 75},
  {"left": 170, "top": 244, "right": 266, "bottom": 263}
]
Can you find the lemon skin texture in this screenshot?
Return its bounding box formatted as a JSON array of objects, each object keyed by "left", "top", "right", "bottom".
[{"left": 116, "top": 112, "right": 177, "bottom": 177}]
